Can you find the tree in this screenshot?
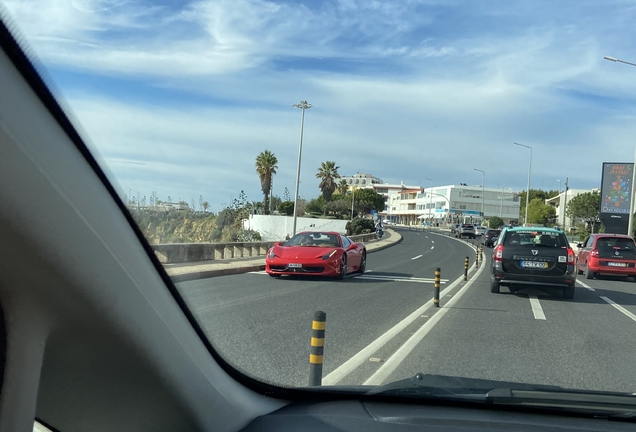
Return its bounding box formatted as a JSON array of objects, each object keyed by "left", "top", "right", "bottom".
[
  {"left": 278, "top": 201, "right": 295, "bottom": 216},
  {"left": 306, "top": 197, "right": 324, "bottom": 215},
  {"left": 352, "top": 189, "right": 386, "bottom": 215},
  {"left": 566, "top": 191, "right": 601, "bottom": 233},
  {"left": 201, "top": 201, "right": 210, "bottom": 212},
  {"left": 488, "top": 216, "right": 504, "bottom": 229},
  {"left": 325, "top": 199, "right": 352, "bottom": 219},
  {"left": 316, "top": 161, "right": 341, "bottom": 207},
  {"left": 527, "top": 198, "right": 556, "bottom": 225},
  {"left": 518, "top": 189, "right": 559, "bottom": 221},
  {"left": 283, "top": 187, "right": 291, "bottom": 202},
  {"left": 337, "top": 179, "right": 349, "bottom": 196},
  {"left": 255, "top": 150, "right": 278, "bottom": 215}
]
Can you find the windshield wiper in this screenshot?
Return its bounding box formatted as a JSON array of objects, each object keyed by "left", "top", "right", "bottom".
[{"left": 368, "top": 373, "right": 636, "bottom": 419}]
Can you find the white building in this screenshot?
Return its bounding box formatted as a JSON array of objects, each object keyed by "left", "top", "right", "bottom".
[
  {"left": 384, "top": 184, "right": 520, "bottom": 226},
  {"left": 546, "top": 188, "right": 599, "bottom": 231}
]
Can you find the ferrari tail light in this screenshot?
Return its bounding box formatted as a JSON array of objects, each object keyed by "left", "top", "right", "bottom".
[
  {"left": 494, "top": 244, "right": 504, "bottom": 262},
  {"left": 567, "top": 247, "right": 575, "bottom": 264},
  {"left": 322, "top": 250, "right": 337, "bottom": 260}
]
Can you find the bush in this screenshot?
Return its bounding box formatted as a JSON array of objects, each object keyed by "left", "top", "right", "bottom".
[
  {"left": 346, "top": 217, "right": 375, "bottom": 235},
  {"left": 488, "top": 216, "right": 504, "bottom": 229}
]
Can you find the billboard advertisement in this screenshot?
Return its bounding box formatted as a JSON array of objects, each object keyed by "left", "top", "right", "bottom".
[{"left": 600, "top": 163, "right": 634, "bottom": 215}]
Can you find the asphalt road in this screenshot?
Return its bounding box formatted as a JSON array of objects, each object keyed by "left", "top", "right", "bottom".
[
  {"left": 175, "top": 229, "right": 475, "bottom": 387},
  {"left": 176, "top": 229, "right": 636, "bottom": 394}
]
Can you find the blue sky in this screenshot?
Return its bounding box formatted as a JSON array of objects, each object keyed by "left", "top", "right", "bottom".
[{"left": 3, "top": 0, "right": 636, "bottom": 211}]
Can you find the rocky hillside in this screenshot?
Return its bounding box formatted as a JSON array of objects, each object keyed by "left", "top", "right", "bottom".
[{"left": 129, "top": 209, "right": 218, "bottom": 244}]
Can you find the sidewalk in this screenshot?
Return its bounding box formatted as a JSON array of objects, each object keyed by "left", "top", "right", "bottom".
[{"left": 165, "top": 228, "right": 403, "bottom": 283}]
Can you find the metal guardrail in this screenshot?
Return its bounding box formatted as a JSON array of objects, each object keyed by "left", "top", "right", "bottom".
[{"left": 152, "top": 231, "right": 380, "bottom": 264}]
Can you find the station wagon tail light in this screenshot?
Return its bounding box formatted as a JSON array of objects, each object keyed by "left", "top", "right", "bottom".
[
  {"left": 494, "top": 244, "right": 504, "bottom": 262},
  {"left": 567, "top": 247, "right": 575, "bottom": 264},
  {"left": 322, "top": 250, "right": 338, "bottom": 260},
  {"left": 591, "top": 249, "right": 599, "bottom": 257}
]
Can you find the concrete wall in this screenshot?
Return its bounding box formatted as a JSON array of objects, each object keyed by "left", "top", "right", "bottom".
[
  {"left": 244, "top": 214, "right": 349, "bottom": 241},
  {"left": 152, "top": 232, "right": 379, "bottom": 264}
]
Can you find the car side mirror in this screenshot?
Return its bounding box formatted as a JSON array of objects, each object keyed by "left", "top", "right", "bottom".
[
  {"left": 347, "top": 244, "right": 357, "bottom": 251},
  {"left": 576, "top": 243, "right": 582, "bottom": 248},
  {"left": 274, "top": 242, "right": 282, "bottom": 247}
]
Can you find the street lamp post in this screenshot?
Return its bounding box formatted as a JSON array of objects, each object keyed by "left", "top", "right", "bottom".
[
  {"left": 500, "top": 184, "right": 506, "bottom": 218},
  {"left": 604, "top": 56, "right": 636, "bottom": 235},
  {"left": 425, "top": 178, "right": 433, "bottom": 225},
  {"left": 292, "top": 101, "right": 312, "bottom": 236},
  {"left": 474, "top": 169, "right": 485, "bottom": 223},
  {"left": 514, "top": 142, "right": 532, "bottom": 226}
]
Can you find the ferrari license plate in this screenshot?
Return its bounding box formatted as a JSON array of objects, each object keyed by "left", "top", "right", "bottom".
[
  {"left": 520, "top": 261, "right": 548, "bottom": 269},
  {"left": 288, "top": 263, "right": 302, "bottom": 268},
  {"left": 608, "top": 262, "right": 627, "bottom": 267}
]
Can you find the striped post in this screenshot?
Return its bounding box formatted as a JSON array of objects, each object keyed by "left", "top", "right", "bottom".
[
  {"left": 434, "top": 268, "right": 441, "bottom": 308},
  {"left": 309, "top": 311, "right": 326, "bottom": 386},
  {"left": 464, "top": 257, "right": 469, "bottom": 281},
  {"left": 475, "top": 248, "right": 479, "bottom": 267}
]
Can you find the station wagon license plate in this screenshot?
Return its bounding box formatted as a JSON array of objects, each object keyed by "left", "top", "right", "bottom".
[
  {"left": 520, "top": 261, "right": 548, "bottom": 269},
  {"left": 608, "top": 262, "right": 627, "bottom": 267},
  {"left": 288, "top": 263, "right": 302, "bottom": 268}
]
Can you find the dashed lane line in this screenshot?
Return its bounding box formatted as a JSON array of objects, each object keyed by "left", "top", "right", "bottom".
[
  {"left": 600, "top": 296, "right": 636, "bottom": 324},
  {"left": 577, "top": 280, "right": 595, "bottom": 291},
  {"left": 411, "top": 255, "right": 423, "bottom": 260},
  {"left": 528, "top": 294, "right": 546, "bottom": 320}
]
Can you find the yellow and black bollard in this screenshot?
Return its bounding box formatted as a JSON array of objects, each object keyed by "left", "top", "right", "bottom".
[
  {"left": 464, "top": 257, "right": 469, "bottom": 281},
  {"left": 434, "top": 268, "right": 441, "bottom": 308},
  {"left": 475, "top": 248, "right": 479, "bottom": 267},
  {"left": 309, "top": 311, "right": 326, "bottom": 386}
]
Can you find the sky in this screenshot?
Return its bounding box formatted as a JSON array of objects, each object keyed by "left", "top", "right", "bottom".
[{"left": 3, "top": 0, "right": 636, "bottom": 212}]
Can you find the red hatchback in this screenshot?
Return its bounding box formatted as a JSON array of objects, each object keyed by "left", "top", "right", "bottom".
[{"left": 576, "top": 234, "right": 636, "bottom": 280}]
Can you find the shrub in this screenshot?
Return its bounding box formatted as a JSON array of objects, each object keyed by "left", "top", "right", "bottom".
[{"left": 346, "top": 217, "right": 375, "bottom": 235}]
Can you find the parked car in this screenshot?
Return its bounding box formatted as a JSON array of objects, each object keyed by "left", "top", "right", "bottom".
[
  {"left": 266, "top": 231, "right": 366, "bottom": 279},
  {"left": 576, "top": 234, "right": 636, "bottom": 280},
  {"left": 457, "top": 224, "right": 476, "bottom": 239},
  {"left": 491, "top": 227, "right": 577, "bottom": 299},
  {"left": 482, "top": 229, "right": 502, "bottom": 247}
]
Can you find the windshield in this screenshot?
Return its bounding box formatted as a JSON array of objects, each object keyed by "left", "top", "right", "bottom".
[{"left": 5, "top": 0, "right": 636, "bottom": 415}]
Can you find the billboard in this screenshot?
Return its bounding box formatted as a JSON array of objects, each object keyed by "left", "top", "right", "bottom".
[{"left": 600, "top": 163, "right": 634, "bottom": 215}]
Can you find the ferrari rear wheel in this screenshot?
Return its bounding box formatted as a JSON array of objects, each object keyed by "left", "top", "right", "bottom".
[
  {"left": 338, "top": 255, "right": 347, "bottom": 280},
  {"left": 358, "top": 252, "right": 366, "bottom": 274}
]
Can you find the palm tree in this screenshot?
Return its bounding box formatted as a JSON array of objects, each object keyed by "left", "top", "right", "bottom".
[
  {"left": 337, "top": 179, "right": 349, "bottom": 196},
  {"left": 255, "top": 150, "right": 278, "bottom": 215},
  {"left": 316, "top": 161, "right": 341, "bottom": 206}
]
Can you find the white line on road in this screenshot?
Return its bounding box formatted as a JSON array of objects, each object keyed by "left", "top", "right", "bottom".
[
  {"left": 577, "top": 280, "right": 595, "bottom": 291},
  {"left": 425, "top": 236, "right": 429, "bottom": 239},
  {"left": 600, "top": 296, "right": 636, "bottom": 323},
  {"left": 363, "top": 259, "right": 487, "bottom": 386},
  {"left": 431, "top": 246, "right": 434, "bottom": 250},
  {"left": 356, "top": 275, "right": 448, "bottom": 284},
  {"left": 431, "top": 240, "right": 434, "bottom": 243},
  {"left": 411, "top": 255, "right": 423, "bottom": 260},
  {"left": 528, "top": 295, "right": 546, "bottom": 320},
  {"left": 322, "top": 272, "right": 467, "bottom": 386}
]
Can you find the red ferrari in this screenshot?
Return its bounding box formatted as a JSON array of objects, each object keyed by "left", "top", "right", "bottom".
[{"left": 265, "top": 231, "right": 366, "bottom": 279}]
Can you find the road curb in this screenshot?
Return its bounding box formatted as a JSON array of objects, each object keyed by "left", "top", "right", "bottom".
[
  {"left": 367, "top": 230, "right": 403, "bottom": 253},
  {"left": 170, "top": 264, "right": 266, "bottom": 283}
]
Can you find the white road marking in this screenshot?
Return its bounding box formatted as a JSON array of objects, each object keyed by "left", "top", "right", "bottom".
[
  {"left": 322, "top": 270, "right": 469, "bottom": 386},
  {"left": 363, "top": 260, "right": 487, "bottom": 385},
  {"left": 431, "top": 240, "right": 434, "bottom": 243},
  {"left": 600, "top": 296, "right": 636, "bottom": 323},
  {"left": 528, "top": 295, "right": 546, "bottom": 320},
  {"left": 431, "top": 246, "right": 434, "bottom": 250},
  {"left": 577, "top": 280, "right": 595, "bottom": 291},
  {"left": 411, "top": 255, "right": 423, "bottom": 260},
  {"left": 248, "top": 270, "right": 267, "bottom": 274},
  {"left": 356, "top": 275, "right": 448, "bottom": 284},
  {"left": 425, "top": 236, "right": 428, "bottom": 239}
]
